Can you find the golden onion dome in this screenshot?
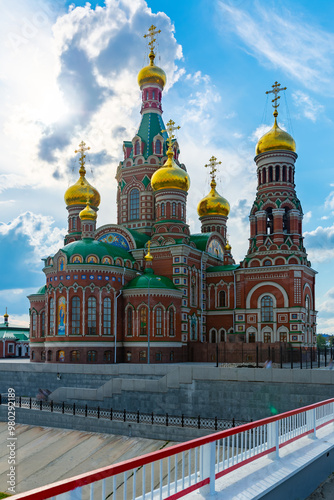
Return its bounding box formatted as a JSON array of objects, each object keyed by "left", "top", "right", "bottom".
[
  {"left": 256, "top": 111, "right": 296, "bottom": 155},
  {"left": 225, "top": 242, "right": 231, "bottom": 252},
  {"left": 151, "top": 150, "right": 190, "bottom": 192},
  {"left": 138, "top": 51, "right": 166, "bottom": 89},
  {"left": 79, "top": 202, "right": 97, "bottom": 221},
  {"left": 64, "top": 169, "right": 100, "bottom": 208},
  {"left": 197, "top": 180, "right": 230, "bottom": 217}
]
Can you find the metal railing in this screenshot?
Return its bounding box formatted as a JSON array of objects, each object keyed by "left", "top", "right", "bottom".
[
  {"left": 8, "top": 398, "right": 334, "bottom": 500},
  {"left": 0, "top": 395, "right": 245, "bottom": 431}
]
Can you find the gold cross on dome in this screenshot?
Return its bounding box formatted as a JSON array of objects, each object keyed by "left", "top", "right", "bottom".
[
  {"left": 205, "top": 156, "right": 221, "bottom": 181},
  {"left": 75, "top": 141, "right": 90, "bottom": 174},
  {"left": 162, "top": 119, "right": 180, "bottom": 148},
  {"left": 265, "top": 81, "right": 287, "bottom": 110},
  {"left": 143, "top": 25, "right": 161, "bottom": 54}
]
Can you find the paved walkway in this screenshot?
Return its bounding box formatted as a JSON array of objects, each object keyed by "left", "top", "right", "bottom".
[{"left": 0, "top": 422, "right": 174, "bottom": 495}]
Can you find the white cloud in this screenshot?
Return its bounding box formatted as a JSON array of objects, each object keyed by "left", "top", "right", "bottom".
[
  {"left": 304, "top": 224, "right": 334, "bottom": 262},
  {"left": 218, "top": 1, "right": 334, "bottom": 95},
  {"left": 0, "top": 212, "right": 66, "bottom": 261},
  {"left": 304, "top": 211, "right": 312, "bottom": 223},
  {"left": 292, "top": 91, "right": 324, "bottom": 121}
]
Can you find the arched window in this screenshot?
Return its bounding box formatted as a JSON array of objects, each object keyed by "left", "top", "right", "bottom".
[
  {"left": 145, "top": 90, "right": 149, "bottom": 100},
  {"left": 275, "top": 165, "right": 280, "bottom": 181},
  {"left": 263, "top": 331, "right": 271, "bottom": 343},
  {"left": 139, "top": 350, "right": 146, "bottom": 362},
  {"left": 130, "top": 189, "right": 140, "bottom": 220},
  {"left": 155, "top": 351, "right": 162, "bottom": 361},
  {"left": 134, "top": 140, "right": 140, "bottom": 156},
  {"left": 266, "top": 208, "right": 273, "bottom": 234},
  {"left": 288, "top": 167, "right": 292, "bottom": 183},
  {"left": 280, "top": 331, "right": 287, "bottom": 342},
  {"left": 155, "top": 140, "right": 161, "bottom": 155},
  {"left": 41, "top": 351, "right": 45, "bottom": 361},
  {"left": 169, "top": 309, "right": 175, "bottom": 337},
  {"left": 31, "top": 351, "right": 35, "bottom": 360},
  {"left": 249, "top": 332, "right": 255, "bottom": 343},
  {"left": 305, "top": 296, "right": 310, "bottom": 323},
  {"left": 181, "top": 205, "right": 184, "bottom": 218},
  {"left": 73, "top": 217, "right": 76, "bottom": 229},
  {"left": 261, "top": 296, "right": 273, "bottom": 322},
  {"left": 127, "top": 351, "right": 132, "bottom": 362},
  {"left": 71, "top": 350, "right": 80, "bottom": 362},
  {"left": 161, "top": 203, "right": 165, "bottom": 217},
  {"left": 170, "top": 351, "right": 174, "bottom": 361},
  {"left": 155, "top": 307, "right": 162, "bottom": 336},
  {"left": 87, "top": 297, "right": 97, "bottom": 335},
  {"left": 103, "top": 297, "right": 112, "bottom": 335},
  {"left": 49, "top": 298, "right": 54, "bottom": 335},
  {"left": 140, "top": 307, "right": 147, "bottom": 336},
  {"left": 283, "top": 208, "right": 290, "bottom": 234},
  {"left": 269, "top": 166, "right": 273, "bottom": 182},
  {"left": 152, "top": 90, "right": 155, "bottom": 99},
  {"left": 41, "top": 311, "right": 45, "bottom": 337},
  {"left": 71, "top": 296, "right": 80, "bottom": 335},
  {"left": 31, "top": 312, "right": 36, "bottom": 338},
  {"left": 104, "top": 350, "right": 112, "bottom": 363},
  {"left": 87, "top": 350, "right": 97, "bottom": 362},
  {"left": 283, "top": 165, "right": 287, "bottom": 182},
  {"left": 191, "top": 283, "right": 196, "bottom": 307},
  {"left": 263, "top": 168, "right": 266, "bottom": 184},
  {"left": 47, "top": 350, "right": 52, "bottom": 361},
  {"left": 218, "top": 290, "right": 226, "bottom": 308},
  {"left": 211, "top": 330, "right": 217, "bottom": 343},
  {"left": 127, "top": 307, "right": 133, "bottom": 336},
  {"left": 172, "top": 202, "right": 176, "bottom": 216}
]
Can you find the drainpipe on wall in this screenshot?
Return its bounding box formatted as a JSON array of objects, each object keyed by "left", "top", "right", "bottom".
[
  {"left": 200, "top": 252, "right": 204, "bottom": 342},
  {"left": 114, "top": 267, "right": 126, "bottom": 364},
  {"left": 233, "top": 269, "right": 237, "bottom": 334}
]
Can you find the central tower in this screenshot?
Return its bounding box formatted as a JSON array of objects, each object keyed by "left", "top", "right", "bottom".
[{"left": 115, "top": 26, "right": 186, "bottom": 235}]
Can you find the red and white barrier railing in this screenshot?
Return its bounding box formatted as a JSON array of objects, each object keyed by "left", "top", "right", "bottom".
[{"left": 10, "top": 398, "right": 334, "bottom": 500}]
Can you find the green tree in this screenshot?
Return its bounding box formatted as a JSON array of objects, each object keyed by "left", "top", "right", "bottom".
[{"left": 317, "top": 334, "right": 327, "bottom": 349}]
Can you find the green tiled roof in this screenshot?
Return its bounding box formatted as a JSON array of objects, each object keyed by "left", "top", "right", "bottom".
[
  {"left": 61, "top": 239, "right": 134, "bottom": 263},
  {"left": 190, "top": 233, "right": 214, "bottom": 251},
  {"left": 206, "top": 264, "right": 240, "bottom": 272},
  {"left": 36, "top": 285, "right": 46, "bottom": 295},
  {"left": 0, "top": 322, "right": 29, "bottom": 341},
  {"left": 126, "top": 229, "right": 150, "bottom": 249},
  {"left": 131, "top": 113, "right": 168, "bottom": 159},
  {"left": 123, "top": 268, "right": 177, "bottom": 291}
]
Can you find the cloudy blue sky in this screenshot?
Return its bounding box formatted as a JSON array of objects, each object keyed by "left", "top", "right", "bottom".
[{"left": 1, "top": 0, "right": 334, "bottom": 333}]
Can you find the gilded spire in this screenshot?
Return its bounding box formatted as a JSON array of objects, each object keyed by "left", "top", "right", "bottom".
[
  {"left": 256, "top": 82, "right": 296, "bottom": 155},
  {"left": 205, "top": 156, "right": 222, "bottom": 188},
  {"left": 74, "top": 140, "right": 90, "bottom": 177},
  {"left": 162, "top": 119, "right": 180, "bottom": 157},
  {"left": 145, "top": 240, "right": 153, "bottom": 261},
  {"left": 265, "top": 81, "right": 287, "bottom": 122},
  {"left": 64, "top": 141, "right": 100, "bottom": 208},
  {"left": 143, "top": 24, "right": 161, "bottom": 65}
]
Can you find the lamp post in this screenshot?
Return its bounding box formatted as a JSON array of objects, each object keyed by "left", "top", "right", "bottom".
[{"left": 137, "top": 272, "right": 160, "bottom": 364}]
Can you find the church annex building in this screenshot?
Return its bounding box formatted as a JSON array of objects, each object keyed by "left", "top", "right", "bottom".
[{"left": 28, "top": 27, "right": 317, "bottom": 364}]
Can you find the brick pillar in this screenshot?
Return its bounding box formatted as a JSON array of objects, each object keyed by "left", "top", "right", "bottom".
[
  {"left": 273, "top": 208, "right": 284, "bottom": 245},
  {"left": 255, "top": 211, "right": 266, "bottom": 246}
]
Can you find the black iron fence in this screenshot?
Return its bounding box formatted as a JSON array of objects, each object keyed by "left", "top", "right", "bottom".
[
  {"left": 213, "top": 345, "right": 334, "bottom": 369},
  {"left": 0, "top": 395, "right": 246, "bottom": 431}
]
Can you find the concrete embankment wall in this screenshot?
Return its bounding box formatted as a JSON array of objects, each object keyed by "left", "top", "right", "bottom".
[
  {"left": 0, "top": 406, "right": 211, "bottom": 441},
  {"left": 1, "top": 363, "right": 334, "bottom": 422}
]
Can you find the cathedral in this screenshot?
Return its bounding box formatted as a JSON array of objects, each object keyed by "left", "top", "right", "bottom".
[{"left": 28, "top": 27, "right": 317, "bottom": 364}]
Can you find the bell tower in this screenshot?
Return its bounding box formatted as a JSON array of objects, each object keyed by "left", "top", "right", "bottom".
[
  {"left": 246, "top": 82, "right": 307, "bottom": 267},
  {"left": 241, "top": 82, "right": 317, "bottom": 347}
]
